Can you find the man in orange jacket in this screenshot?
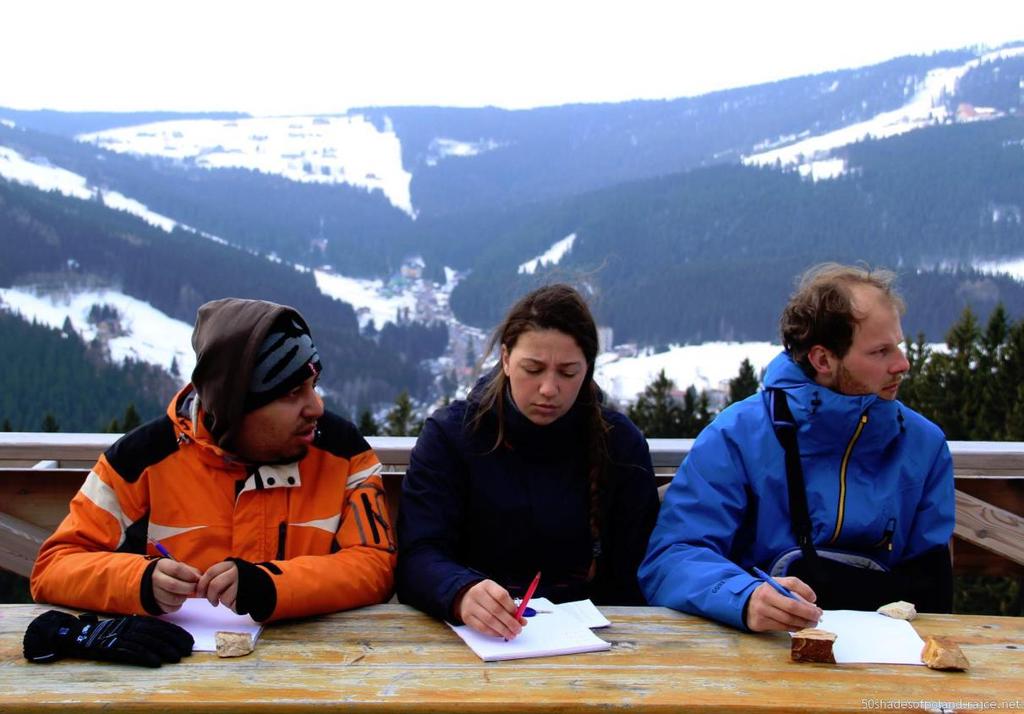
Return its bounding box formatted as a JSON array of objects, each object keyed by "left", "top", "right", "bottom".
[{"left": 31, "top": 298, "right": 395, "bottom": 622}]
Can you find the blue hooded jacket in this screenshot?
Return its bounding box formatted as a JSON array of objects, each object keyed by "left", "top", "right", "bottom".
[{"left": 639, "top": 352, "right": 954, "bottom": 630}]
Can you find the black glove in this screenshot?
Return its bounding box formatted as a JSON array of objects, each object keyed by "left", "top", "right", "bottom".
[
  {"left": 23, "top": 610, "right": 194, "bottom": 667},
  {"left": 230, "top": 557, "right": 277, "bottom": 622}
]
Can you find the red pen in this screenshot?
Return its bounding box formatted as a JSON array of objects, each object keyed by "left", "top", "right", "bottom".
[{"left": 514, "top": 571, "right": 542, "bottom": 620}]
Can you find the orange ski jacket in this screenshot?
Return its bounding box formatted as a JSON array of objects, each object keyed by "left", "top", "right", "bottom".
[{"left": 31, "top": 386, "right": 396, "bottom": 621}]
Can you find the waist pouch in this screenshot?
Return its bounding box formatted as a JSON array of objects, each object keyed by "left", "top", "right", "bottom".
[{"left": 771, "top": 547, "right": 892, "bottom": 611}]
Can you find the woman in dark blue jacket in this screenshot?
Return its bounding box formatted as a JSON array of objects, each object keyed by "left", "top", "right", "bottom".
[{"left": 397, "top": 284, "right": 659, "bottom": 639}]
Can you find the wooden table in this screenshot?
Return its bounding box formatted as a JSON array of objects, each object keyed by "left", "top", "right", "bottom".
[{"left": 1, "top": 604, "right": 1021, "bottom": 712}]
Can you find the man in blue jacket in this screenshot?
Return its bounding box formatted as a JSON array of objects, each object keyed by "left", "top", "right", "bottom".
[{"left": 640, "top": 263, "right": 954, "bottom": 632}]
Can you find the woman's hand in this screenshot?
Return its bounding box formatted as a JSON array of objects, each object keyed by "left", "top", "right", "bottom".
[{"left": 453, "top": 579, "right": 526, "bottom": 639}]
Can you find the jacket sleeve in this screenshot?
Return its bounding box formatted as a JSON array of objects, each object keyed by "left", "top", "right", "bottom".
[
  {"left": 897, "top": 438, "right": 955, "bottom": 611},
  {"left": 638, "top": 421, "right": 761, "bottom": 630},
  {"left": 591, "top": 416, "right": 660, "bottom": 605},
  {"left": 262, "top": 446, "right": 397, "bottom": 622},
  {"left": 30, "top": 455, "right": 156, "bottom": 616},
  {"left": 395, "top": 414, "right": 487, "bottom": 623},
  {"left": 904, "top": 439, "right": 955, "bottom": 561}
]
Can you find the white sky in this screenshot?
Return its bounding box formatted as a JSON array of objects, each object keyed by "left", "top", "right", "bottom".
[{"left": 2, "top": 0, "right": 1021, "bottom": 115}]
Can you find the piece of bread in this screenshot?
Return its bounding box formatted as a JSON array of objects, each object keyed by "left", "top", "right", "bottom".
[
  {"left": 921, "top": 636, "right": 969, "bottom": 671},
  {"left": 877, "top": 600, "right": 917, "bottom": 620},
  {"left": 791, "top": 628, "right": 837, "bottom": 664},
  {"left": 215, "top": 630, "right": 255, "bottom": 658}
]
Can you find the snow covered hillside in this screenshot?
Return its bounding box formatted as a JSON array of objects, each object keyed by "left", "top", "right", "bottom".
[
  {"left": 0, "top": 143, "right": 210, "bottom": 236},
  {"left": 0, "top": 278, "right": 785, "bottom": 408},
  {"left": 743, "top": 47, "right": 1024, "bottom": 178},
  {"left": 0, "top": 286, "right": 195, "bottom": 378},
  {"left": 79, "top": 114, "right": 418, "bottom": 217}
]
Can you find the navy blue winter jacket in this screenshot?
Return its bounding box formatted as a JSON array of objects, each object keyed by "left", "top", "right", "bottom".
[{"left": 396, "top": 377, "right": 659, "bottom": 623}]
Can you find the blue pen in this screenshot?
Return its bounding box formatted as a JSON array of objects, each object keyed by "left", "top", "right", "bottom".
[
  {"left": 147, "top": 536, "right": 176, "bottom": 561},
  {"left": 753, "top": 566, "right": 799, "bottom": 601}
]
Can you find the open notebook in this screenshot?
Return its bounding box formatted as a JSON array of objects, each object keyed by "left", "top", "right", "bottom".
[
  {"left": 449, "top": 598, "right": 612, "bottom": 662},
  {"left": 158, "top": 598, "right": 263, "bottom": 652}
]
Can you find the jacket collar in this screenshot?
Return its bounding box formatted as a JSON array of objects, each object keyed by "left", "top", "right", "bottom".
[
  {"left": 763, "top": 351, "right": 904, "bottom": 453},
  {"left": 166, "top": 384, "right": 243, "bottom": 467}
]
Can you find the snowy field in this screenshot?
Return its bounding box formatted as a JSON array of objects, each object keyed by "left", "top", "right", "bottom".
[
  {"left": 596, "top": 342, "right": 781, "bottom": 404},
  {"left": 313, "top": 269, "right": 418, "bottom": 330}
]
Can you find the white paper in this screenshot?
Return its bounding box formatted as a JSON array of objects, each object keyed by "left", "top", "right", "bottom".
[
  {"left": 449, "top": 607, "right": 611, "bottom": 662},
  {"left": 554, "top": 599, "right": 612, "bottom": 628},
  {"left": 158, "top": 598, "right": 263, "bottom": 652},
  {"left": 807, "top": 610, "right": 925, "bottom": 665},
  {"left": 518, "top": 597, "right": 612, "bottom": 628}
]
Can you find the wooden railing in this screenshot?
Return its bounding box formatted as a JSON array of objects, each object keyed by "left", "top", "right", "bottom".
[{"left": 1, "top": 433, "right": 1022, "bottom": 579}]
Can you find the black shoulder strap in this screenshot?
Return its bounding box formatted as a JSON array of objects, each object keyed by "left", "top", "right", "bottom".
[{"left": 769, "top": 389, "right": 819, "bottom": 563}]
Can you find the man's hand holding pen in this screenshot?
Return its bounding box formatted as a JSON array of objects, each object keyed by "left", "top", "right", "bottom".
[
  {"left": 151, "top": 558, "right": 201, "bottom": 613},
  {"left": 745, "top": 567, "right": 821, "bottom": 633}
]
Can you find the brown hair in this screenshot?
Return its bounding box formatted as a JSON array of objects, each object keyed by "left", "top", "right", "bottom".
[
  {"left": 472, "top": 284, "right": 609, "bottom": 551},
  {"left": 780, "top": 263, "right": 905, "bottom": 374}
]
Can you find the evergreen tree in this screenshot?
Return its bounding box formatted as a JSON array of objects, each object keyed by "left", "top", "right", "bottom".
[
  {"left": 896, "top": 333, "right": 931, "bottom": 412},
  {"left": 41, "top": 413, "right": 60, "bottom": 432},
  {"left": 917, "top": 308, "right": 981, "bottom": 440},
  {"left": 1002, "top": 320, "right": 1024, "bottom": 440},
  {"left": 384, "top": 391, "right": 418, "bottom": 436},
  {"left": 1, "top": 418, "right": 11, "bottom": 431},
  {"left": 358, "top": 409, "right": 379, "bottom": 437},
  {"left": 679, "top": 386, "right": 713, "bottom": 438},
  {"left": 727, "top": 358, "right": 759, "bottom": 405},
  {"left": 121, "top": 404, "right": 142, "bottom": 431},
  {"left": 627, "top": 370, "right": 684, "bottom": 437},
  {"left": 975, "top": 305, "right": 1011, "bottom": 440},
  {"left": 1006, "top": 382, "right": 1024, "bottom": 441}
]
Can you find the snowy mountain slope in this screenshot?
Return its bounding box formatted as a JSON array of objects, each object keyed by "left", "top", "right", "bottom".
[
  {"left": 80, "top": 114, "right": 417, "bottom": 216},
  {"left": 1, "top": 143, "right": 194, "bottom": 234},
  {"left": 0, "top": 286, "right": 195, "bottom": 377},
  {"left": 0, "top": 274, "right": 786, "bottom": 408},
  {"left": 13, "top": 46, "right": 982, "bottom": 225},
  {"left": 743, "top": 47, "right": 1024, "bottom": 175},
  {"left": 3, "top": 44, "right": 1022, "bottom": 413},
  {"left": 0, "top": 140, "right": 422, "bottom": 330},
  {"left": 518, "top": 233, "right": 576, "bottom": 274}
]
